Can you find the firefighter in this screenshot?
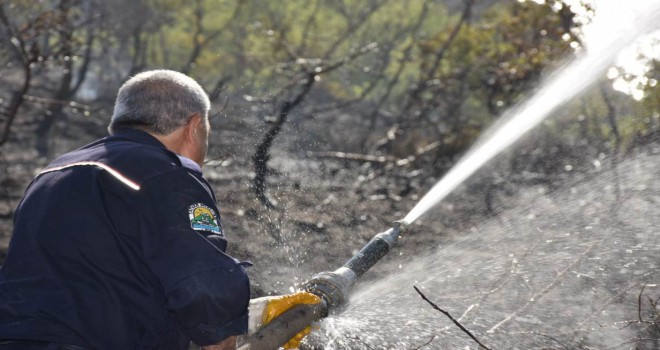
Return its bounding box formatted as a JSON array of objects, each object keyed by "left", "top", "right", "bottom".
[{"left": 0, "top": 70, "right": 319, "bottom": 349}]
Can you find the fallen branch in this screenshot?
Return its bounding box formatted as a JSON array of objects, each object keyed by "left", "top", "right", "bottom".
[
  {"left": 638, "top": 283, "right": 660, "bottom": 334},
  {"left": 394, "top": 141, "right": 441, "bottom": 166},
  {"left": 532, "top": 332, "right": 570, "bottom": 350},
  {"left": 414, "top": 286, "right": 492, "bottom": 350},
  {"left": 308, "top": 141, "right": 441, "bottom": 167},
  {"left": 574, "top": 281, "right": 636, "bottom": 331},
  {"left": 411, "top": 335, "right": 436, "bottom": 350},
  {"left": 307, "top": 151, "right": 396, "bottom": 163},
  {"left": 346, "top": 335, "right": 375, "bottom": 350},
  {"left": 639, "top": 283, "right": 648, "bottom": 323},
  {"left": 599, "top": 337, "right": 660, "bottom": 350}
]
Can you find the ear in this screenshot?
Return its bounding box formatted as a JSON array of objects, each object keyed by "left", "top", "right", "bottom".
[{"left": 185, "top": 113, "right": 202, "bottom": 141}]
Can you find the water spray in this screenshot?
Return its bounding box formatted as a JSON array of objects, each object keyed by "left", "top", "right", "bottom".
[
  {"left": 238, "top": 3, "right": 660, "bottom": 348},
  {"left": 238, "top": 221, "right": 409, "bottom": 350}
]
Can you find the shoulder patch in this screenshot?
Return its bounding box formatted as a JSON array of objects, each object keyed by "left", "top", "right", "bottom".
[{"left": 188, "top": 203, "right": 222, "bottom": 234}]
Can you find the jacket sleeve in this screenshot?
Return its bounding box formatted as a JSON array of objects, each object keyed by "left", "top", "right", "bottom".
[{"left": 138, "top": 169, "right": 250, "bottom": 345}]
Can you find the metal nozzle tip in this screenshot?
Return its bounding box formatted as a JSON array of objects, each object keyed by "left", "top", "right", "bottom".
[{"left": 393, "top": 220, "right": 410, "bottom": 232}]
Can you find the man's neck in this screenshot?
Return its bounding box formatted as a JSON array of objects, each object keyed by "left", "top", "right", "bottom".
[{"left": 148, "top": 129, "right": 186, "bottom": 157}]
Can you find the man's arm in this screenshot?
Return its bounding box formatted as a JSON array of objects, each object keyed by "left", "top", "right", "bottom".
[{"left": 139, "top": 170, "right": 250, "bottom": 346}]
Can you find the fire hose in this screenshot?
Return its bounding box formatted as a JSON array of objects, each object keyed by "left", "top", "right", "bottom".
[{"left": 237, "top": 220, "right": 409, "bottom": 350}]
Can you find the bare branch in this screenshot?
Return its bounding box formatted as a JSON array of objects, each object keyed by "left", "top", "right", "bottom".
[
  {"left": 346, "top": 335, "right": 375, "bottom": 350},
  {"left": 251, "top": 42, "right": 379, "bottom": 208},
  {"left": 181, "top": 0, "right": 244, "bottom": 74},
  {"left": 599, "top": 337, "right": 660, "bottom": 350},
  {"left": 414, "top": 286, "right": 492, "bottom": 350},
  {"left": 639, "top": 283, "right": 648, "bottom": 323},
  {"left": 209, "top": 76, "right": 232, "bottom": 102},
  {"left": 252, "top": 71, "right": 316, "bottom": 208},
  {"left": 23, "top": 95, "right": 90, "bottom": 111},
  {"left": 317, "top": 42, "right": 379, "bottom": 75},
  {"left": 574, "top": 282, "right": 637, "bottom": 332},
  {"left": 367, "top": 0, "right": 431, "bottom": 152},
  {"left": 532, "top": 332, "right": 570, "bottom": 350},
  {"left": 307, "top": 151, "right": 395, "bottom": 164},
  {"left": 69, "top": 24, "right": 95, "bottom": 95},
  {"left": 0, "top": 3, "right": 33, "bottom": 147},
  {"left": 411, "top": 335, "right": 436, "bottom": 350},
  {"left": 309, "top": 141, "right": 440, "bottom": 169},
  {"left": 421, "top": 0, "right": 473, "bottom": 88},
  {"left": 488, "top": 241, "right": 598, "bottom": 333},
  {"left": 298, "top": 0, "right": 321, "bottom": 55},
  {"left": 321, "top": 0, "right": 387, "bottom": 60}
]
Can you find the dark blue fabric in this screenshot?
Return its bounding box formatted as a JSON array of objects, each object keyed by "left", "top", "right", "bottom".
[{"left": 0, "top": 130, "right": 250, "bottom": 349}]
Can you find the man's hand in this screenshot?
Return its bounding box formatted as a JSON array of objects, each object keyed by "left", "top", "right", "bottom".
[
  {"left": 248, "top": 292, "right": 322, "bottom": 349},
  {"left": 201, "top": 336, "right": 237, "bottom": 350}
]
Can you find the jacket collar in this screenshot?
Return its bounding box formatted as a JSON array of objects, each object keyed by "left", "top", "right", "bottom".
[
  {"left": 111, "top": 129, "right": 168, "bottom": 149},
  {"left": 110, "top": 129, "right": 204, "bottom": 175}
]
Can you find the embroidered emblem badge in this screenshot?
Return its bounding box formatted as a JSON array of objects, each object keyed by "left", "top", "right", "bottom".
[{"left": 188, "top": 203, "right": 222, "bottom": 234}]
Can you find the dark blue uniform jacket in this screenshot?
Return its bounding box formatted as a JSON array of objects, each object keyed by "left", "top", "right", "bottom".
[{"left": 0, "top": 129, "right": 250, "bottom": 349}]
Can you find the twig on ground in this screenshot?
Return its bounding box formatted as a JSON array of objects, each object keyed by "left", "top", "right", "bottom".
[
  {"left": 307, "top": 151, "right": 395, "bottom": 163},
  {"left": 532, "top": 332, "right": 570, "bottom": 350},
  {"left": 575, "top": 282, "right": 637, "bottom": 331},
  {"left": 411, "top": 335, "right": 436, "bottom": 350},
  {"left": 346, "top": 335, "right": 375, "bottom": 350},
  {"left": 413, "top": 286, "right": 492, "bottom": 350},
  {"left": 308, "top": 141, "right": 441, "bottom": 167},
  {"left": 639, "top": 282, "right": 648, "bottom": 323},
  {"left": 487, "top": 241, "right": 598, "bottom": 333},
  {"left": 599, "top": 337, "right": 660, "bottom": 350}
]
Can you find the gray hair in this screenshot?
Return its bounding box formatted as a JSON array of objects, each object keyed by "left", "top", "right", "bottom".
[{"left": 108, "top": 70, "right": 210, "bottom": 135}]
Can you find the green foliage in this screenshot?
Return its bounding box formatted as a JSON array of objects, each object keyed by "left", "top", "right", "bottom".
[{"left": 1, "top": 0, "right": 658, "bottom": 159}]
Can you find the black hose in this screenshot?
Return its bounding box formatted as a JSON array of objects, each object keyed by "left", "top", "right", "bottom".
[{"left": 238, "top": 221, "right": 408, "bottom": 349}]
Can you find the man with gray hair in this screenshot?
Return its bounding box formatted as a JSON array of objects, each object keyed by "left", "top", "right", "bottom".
[{"left": 0, "top": 70, "right": 309, "bottom": 349}]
